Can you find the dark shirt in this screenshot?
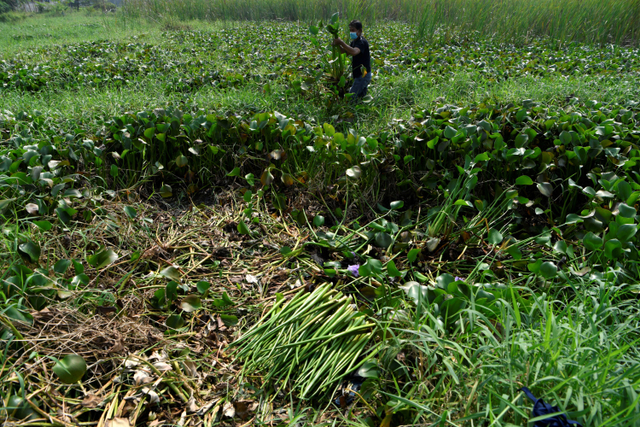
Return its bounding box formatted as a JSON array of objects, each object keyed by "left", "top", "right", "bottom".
[{"left": 350, "top": 36, "right": 370, "bottom": 79}]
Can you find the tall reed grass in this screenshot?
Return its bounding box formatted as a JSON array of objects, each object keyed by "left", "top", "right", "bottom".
[{"left": 121, "top": 0, "right": 640, "bottom": 45}]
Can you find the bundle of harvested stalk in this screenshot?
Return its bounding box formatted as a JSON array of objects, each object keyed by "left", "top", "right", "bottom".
[{"left": 230, "top": 283, "right": 380, "bottom": 399}]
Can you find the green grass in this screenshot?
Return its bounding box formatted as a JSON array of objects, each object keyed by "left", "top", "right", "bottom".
[{"left": 1, "top": 11, "right": 640, "bottom": 427}]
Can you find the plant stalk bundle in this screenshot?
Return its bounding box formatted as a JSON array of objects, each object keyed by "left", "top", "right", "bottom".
[{"left": 230, "top": 283, "right": 379, "bottom": 399}]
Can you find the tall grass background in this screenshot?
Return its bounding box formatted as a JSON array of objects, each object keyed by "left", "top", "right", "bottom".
[{"left": 121, "top": 0, "right": 640, "bottom": 45}]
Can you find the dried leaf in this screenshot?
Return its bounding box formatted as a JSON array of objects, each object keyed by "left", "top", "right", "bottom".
[
  {"left": 141, "top": 387, "right": 160, "bottom": 404},
  {"left": 105, "top": 418, "right": 131, "bottom": 427},
  {"left": 26, "top": 203, "right": 39, "bottom": 214},
  {"left": 81, "top": 394, "right": 103, "bottom": 408},
  {"left": 223, "top": 401, "right": 235, "bottom": 418},
  {"left": 152, "top": 362, "right": 172, "bottom": 372},
  {"left": 134, "top": 370, "right": 153, "bottom": 386}
]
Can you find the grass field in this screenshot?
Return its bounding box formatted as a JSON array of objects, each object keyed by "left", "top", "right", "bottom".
[{"left": 1, "top": 7, "right": 640, "bottom": 427}]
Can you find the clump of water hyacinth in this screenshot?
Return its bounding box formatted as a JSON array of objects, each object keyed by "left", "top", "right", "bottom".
[{"left": 230, "top": 283, "right": 381, "bottom": 399}]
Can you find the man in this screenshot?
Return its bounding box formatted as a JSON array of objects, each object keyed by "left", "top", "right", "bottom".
[{"left": 332, "top": 20, "right": 371, "bottom": 102}]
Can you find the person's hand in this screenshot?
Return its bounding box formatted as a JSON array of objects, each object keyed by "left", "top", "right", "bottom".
[{"left": 332, "top": 38, "right": 343, "bottom": 47}]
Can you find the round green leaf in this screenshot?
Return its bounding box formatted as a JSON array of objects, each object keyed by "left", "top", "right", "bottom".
[
  {"left": 539, "top": 262, "right": 557, "bottom": 279},
  {"left": 237, "top": 220, "right": 251, "bottom": 235},
  {"left": 374, "top": 232, "right": 393, "bottom": 248},
  {"left": 196, "top": 280, "right": 210, "bottom": 294},
  {"left": 604, "top": 239, "right": 623, "bottom": 260},
  {"left": 313, "top": 215, "right": 325, "bottom": 227},
  {"left": 18, "top": 241, "right": 41, "bottom": 263},
  {"left": 386, "top": 260, "right": 401, "bottom": 277},
  {"left": 166, "top": 314, "right": 185, "bottom": 329},
  {"left": 617, "top": 224, "right": 638, "bottom": 242},
  {"left": 583, "top": 232, "right": 603, "bottom": 251},
  {"left": 515, "top": 176, "right": 533, "bottom": 185},
  {"left": 220, "top": 314, "right": 238, "bottom": 326},
  {"left": 618, "top": 203, "right": 636, "bottom": 218},
  {"left": 407, "top": 248, "right": 421, "bottom": 263},
  {"left": 124, "top": 206, "right": 137, "bottom": 219},
  {"left": 390, "top": 200, "right": 404, "bottom": 210},
  {"left": 33, "top": 220, "right": 52, "bottom": 231},
  {"left": 7, "top": 395, "right": 38, "bottom": 420},
  {"left": 488, "top": 229, "right": 503, "bottom": 245},
  {"left": 54, "top": 259, "right": 71, "bottom": 274},
  {"left": 357, "top": 360, "right": 380, "bottom": 379},
  {"left": 53, "top": 354, "right": 87, "bottom": 384}
]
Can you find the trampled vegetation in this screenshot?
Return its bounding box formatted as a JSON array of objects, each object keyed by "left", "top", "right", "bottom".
[{"left": 1, "top": 5, "right": 640, "bottom": 427}]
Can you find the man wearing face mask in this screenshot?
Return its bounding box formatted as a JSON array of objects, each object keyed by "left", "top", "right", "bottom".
[{"left": 332, "top": 20, "right": 371, "bottom": 102}]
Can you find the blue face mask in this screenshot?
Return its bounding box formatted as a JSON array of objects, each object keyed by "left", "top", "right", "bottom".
[{"left": 350, "top": 32, "right": 358, "bottom": 40}]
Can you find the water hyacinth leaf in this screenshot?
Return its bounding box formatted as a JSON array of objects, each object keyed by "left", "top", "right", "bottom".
[
  {"left": 618, "top": 203, "right": 636, "bottom": 218},
  {"left": 260, "top": 169, "right": 274, "bottom": 186},
  {"left": 53, "top": 354, "right": 87, "bottom": 384},
  {"left": 237, "top": 221, "right": 251, "bottom": 235},
  {"left": 33, "top": 220, "right": 52, "bottom": 231},
  {"left": 220, "top": 314, "right": 238, "bottom": 326},
  {"left": 375, "top": 232, "right": 393, "bottom": 248},
  {"left": 357, "top": 360, "right": 380, "bottom": 379},
  {"left": 166, "top": 314, "right": 185, "bottom": 330},
  {"left": 407, "top": 248, "right": 421, "bottom": 263},
  {"left": 616, "top": 224, "right": 637, "bottom": 242},
  {"left": 56, "top": 207, "right": 76, "bottom": 224},
  {"left": 110, "top": 164, "right": 118, "bottom": 178},
  {"left": 539, "top": 262, "right": 557, "bottom": 279},
  {"left": 124, "top": 206, "right": 137, "bottom": 219},
  {"left": 436, "top": 274, "right": 455, "bottom": 290},
  {"left": 537, "top": 182, "right": 553, "bottom": 197},
  {"left": 313, "top": 215, "right": 325, "bottom": 227},
  {"left": 386, "top": 260, "right": 401, "bottom": 277},
  {"left": 18, "top": 241, "right": 41, "bottom": 263},
  {"left": 527, "top": 258, "right": 542, "bottom": 273},
  {"left": 175, "top": 155, "right": 188, "bottom": 168},
  {"left": 399, "top": 281, "right": 428, "bottom": 305},
  {"left": 488, "top": 229, "right": 503, "bottom": 245},
  {"left": 516, "top": 176, "right": 533, "bottom": 185},
  {"left": 159, "top": 184, "right": 172, "bottom": 198},
  {"left": 507, "top": 245, "right": 522, "bottom": 260},
  {"left": 54, "top": 259, "right": 71, "bottom": 275},
  {"left": 180, "top": 295, "right": 202, "bottom": 312},
  {"left": 160, "top": 266, "right": 181, "bottom": 281},
  {"left": 88, "top": 249, "right": 119, "bottom": 269},
  {"left": 604, "top": 239, "right": 623, "bottom": 260},
  {"left": 165, "top": 281, "right": 178, "bottom": 302},
  {"left": 196, "top": 281, "right": 210, "bottom": 294},
  {"left": 583, "top": 232, "right": 603, "bottom": 251},
  {"left": 227, "top": 167, "right": 241, "bottom": 177},
  {"left": 6, "top": 395, "right": 37, "bottom": 420},
  {"left": 553, "top": 240, "right": 567, "bottom": 254},
  {"left": 390, "top": 200, "right": 404, "bottom": 210}
]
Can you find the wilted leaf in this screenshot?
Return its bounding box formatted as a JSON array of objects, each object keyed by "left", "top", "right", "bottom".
[
  {"left": 88, "top": 249, "right": 119, "bottom": 269},
  {"left": 159, "top": 266, "right": 181, "bottom": 281},
  {"left": 181, "top": 295, "right": 202, "bottom": 312}
]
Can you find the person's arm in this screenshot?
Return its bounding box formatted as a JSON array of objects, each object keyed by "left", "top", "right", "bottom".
[{"left": 332, "top": 38, "right": 360, "bottom": 56}]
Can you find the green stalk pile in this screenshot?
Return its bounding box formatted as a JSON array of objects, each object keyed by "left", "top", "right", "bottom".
[{"left": 231, "top": 283, "right": 380, "bottom": 399}]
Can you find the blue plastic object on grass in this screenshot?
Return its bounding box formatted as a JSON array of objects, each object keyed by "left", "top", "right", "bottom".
[{"left": 520, "top": 387, "right": 582, "bottom": 427}]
